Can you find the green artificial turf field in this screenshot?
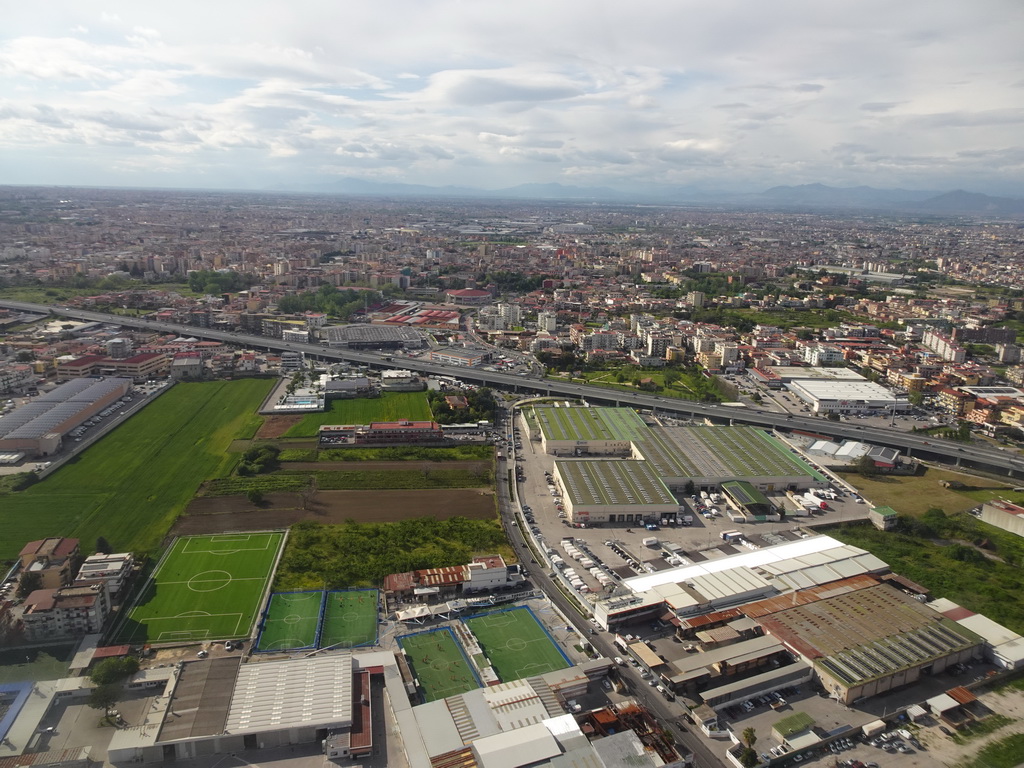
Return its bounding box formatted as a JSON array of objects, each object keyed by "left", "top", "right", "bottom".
[
  {"left": 114, "top": 532, "right": 283, "bottom": 644},
  {"left": 256, "top": 591, "right": 323, "bottom": 651},
  {"left": 283, "top": 392, "right": 433, "bottom": 437},
  {"left": 464, "top": 607, "right": 571, "bottom": 683},
  {"left": 0, "top": 379, "right": 273, "bottom": 560},
  {"left": 320, "top": 590, "right": 379, "bottom": 648},
  {"left": 398, "top": 629, "right": 479, "bottom": 702}
]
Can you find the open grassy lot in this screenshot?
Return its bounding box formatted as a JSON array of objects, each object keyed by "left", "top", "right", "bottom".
[
  {"left": 837, "top": 466, "right": 1012, "bottom": 517},
  {"left": 398, "top": 628, "right": 479, "bottom": 703},
  {"left": 114, "top": 532, "right": 283, "bottom": 644},
  {"left": 283, "top": 392, "right": 433, "bottom": 437},
  {"left": 321, "top": 589, "right": 379, "bottom": 648},
  {"left": 256, "top": 591, "right": 323, "bottom": 652},
  {"left": 954, "top": 732, "right": 1024, "bottom": 768},
  {"left": 0, "top": 645, "right": 75, "bottom": 684},
  {"left": 0, "top": 379, "right": 273, "bottom": 560},
  {"left": 464, "top": 606, "right": 570, "bottom": 683}
]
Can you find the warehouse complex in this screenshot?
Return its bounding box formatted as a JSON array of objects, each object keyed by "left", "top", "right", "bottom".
[
  {"left": 525, "top": 405, "right": 824, "bottom": 524},
  {"left": 0, "top": 377, "right": 131, "bottom": 457},
  {"left": 591, "top": 535, "right": 994, "bottom": 710}
]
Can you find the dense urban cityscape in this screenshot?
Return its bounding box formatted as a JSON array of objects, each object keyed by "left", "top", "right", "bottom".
[{"left": 0, "top": 183, "right": 1022, "bottom": 768}]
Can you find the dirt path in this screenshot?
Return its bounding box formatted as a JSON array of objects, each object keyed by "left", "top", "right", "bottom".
[
  {"left": 256, "top": 414, "right": 303, "bottom": 439},
  {"left": 917, "top": 685, "right": 1024, "bottom": 766},
  {"left": 281, "top": 460, "right": 490, "bottom": 472},
  {"left": 173, "top": 488, "right": 497, "bottom": 536}
]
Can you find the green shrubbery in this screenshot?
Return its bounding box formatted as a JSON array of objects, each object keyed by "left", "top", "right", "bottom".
[
  {"left": 274, "top": 518, "right": 509, "bottom": 590},
  {"left": 236, "top": 445, "right": 280, "bottom": 476}
]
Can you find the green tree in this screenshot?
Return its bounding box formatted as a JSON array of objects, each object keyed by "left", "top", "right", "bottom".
[
  {"left": 89, "top": 657, "right": 139, "bottom": 686},
  {"left": 908, "top": 390, "right": 924, "bottom": 407},
  {"left": 857, "top": 454, "right": 878, "bottom": 477},
  {"left": 88, "top": 684, "right": 119, "bottom": 713},
  {"left": 742, "top": 727, "right": 757, "bottom": 749},
  {"left": 17, "top": 571, "right": 42, "bottom": 599},
  {"left": 246, "top": 488, "right": 264, "bottom": 505},
  {"left": 738, "top": 747, "right": 759, "bottom": 768},
  {"left": 95, "top": 537, "right": 113, "bottom": 554},
  {"left": 684, "top": 480, "right": 695, "bottom": 496}
]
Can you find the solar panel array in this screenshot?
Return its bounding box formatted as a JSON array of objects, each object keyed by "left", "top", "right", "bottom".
[{"left": 0, "top": 378, "right": 131, "bottom": 439}]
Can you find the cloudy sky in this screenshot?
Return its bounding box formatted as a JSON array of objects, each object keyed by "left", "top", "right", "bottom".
[{"left": 2, "top": 1, "right": 1023, "bottom": 195}]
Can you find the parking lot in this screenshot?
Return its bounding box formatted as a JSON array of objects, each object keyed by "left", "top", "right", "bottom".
[{"left": 508, "top": 409, "right": 872, "bottom": 599}]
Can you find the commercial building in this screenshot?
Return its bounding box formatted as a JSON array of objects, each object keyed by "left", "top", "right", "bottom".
[
  {"left": 384, "top": 555, "right": 526, "bottom": 600},
  {"left": 429, "top": 346, "right": 490, "bottom": 367},
  {"left": 979, "top": 499, "right": 1024, "bottom": 538},
  {"left": 379, "top": 369, "right": 426, "bottom": 391},
  {"left": 756, "top": 582, "right": 982, "bottom": 704},
  {"left": 106, "top": 653, "right": 370, "bottom": 764},
  {"left": 529, "top": 406, "right": 824, "bottom": 498},
  {"left": 786, "top": 378, "right": 907, "bottom": 416},
  {"left": 593, "top": 536, "right": 887, "bottom": 631},
  {"left": 318, "top": 420, "right": 444, "bottom": 446},
  {"left": 324, "top": 324, "right": 425, "bottom": 350},
  {"left": 554, "top": 460, "right": 677, "bottom": 525},
  {"left": 0, "top": 378, "right": 131, "bottom": 456},
  {"left": 57, "top": 353, "right": 168, "bottom": 382}
]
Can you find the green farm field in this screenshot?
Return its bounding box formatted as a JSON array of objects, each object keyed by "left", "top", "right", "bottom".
[
  {"left": 283, "top": 392, "right": 433, "bottom": 437},
  {"left": 0, "top": 379, "right": 273, "bottom": 560},
  {"left": 114, "top": 532, "right": 283, "bottom": 644}
]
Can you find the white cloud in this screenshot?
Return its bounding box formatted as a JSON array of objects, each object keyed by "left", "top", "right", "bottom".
[{"left": 0, "top": 0, "right": 1021, "bottom": 192}]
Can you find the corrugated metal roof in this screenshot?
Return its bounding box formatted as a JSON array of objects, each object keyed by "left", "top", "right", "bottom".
[{"left": 225, "top": 653, "right": 353, "bottom": 734}]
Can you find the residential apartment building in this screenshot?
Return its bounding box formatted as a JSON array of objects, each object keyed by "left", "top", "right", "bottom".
[
  {"left": 19, "top": 537, "right": 80, "bottom": 590},
  {"left": 21, "top": 582, "right": 110, "bottom": 641}
]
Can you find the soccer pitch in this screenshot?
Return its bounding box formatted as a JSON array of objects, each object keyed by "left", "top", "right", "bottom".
[
  {"left": 464, "top": 607, "right": 571, "bottom": 683},
  {"left": 256, "top": 591, "right": 323, "bottom": 652},
  {"left": 114, "top": 532, "right": 283, "bottom": 644},
  {"left": 320, "top": 590, "right": 379, "bottom": 649},
  {"left": 398, "top": 628, "right": 480, "bottom": 703}
]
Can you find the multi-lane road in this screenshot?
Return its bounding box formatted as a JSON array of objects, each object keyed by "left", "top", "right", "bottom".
[{"left": 3, "top": 298, "right": 1023, "bottom": 478}]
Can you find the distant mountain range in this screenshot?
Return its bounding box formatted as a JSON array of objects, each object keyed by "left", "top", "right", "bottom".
[{"left": 279, "top": 178, "right": 1024, "bottom": 216}]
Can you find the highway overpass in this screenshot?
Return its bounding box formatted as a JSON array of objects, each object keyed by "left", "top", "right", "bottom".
[{"left": 5, "top": 298, "right": 1024, "bottom": 479}]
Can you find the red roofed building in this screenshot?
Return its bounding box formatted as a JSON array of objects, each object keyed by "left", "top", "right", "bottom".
[
  {"left": 444, "top": 289, "right": 492, "bottom": 306},
  {"left": 21, "top": 582, "right": 110, "bottom": 641},
  {"left": 19, "top": 537, "right": 80, "bottom": 590}
]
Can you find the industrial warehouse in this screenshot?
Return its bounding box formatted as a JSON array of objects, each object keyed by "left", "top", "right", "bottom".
[
  {"left": 590, "top": 535, "right": 1006, "bottom": 714},
  {"left": 525, "top": 405, "right": 825, "bottom": 524},
  {"left": 0, "top": 377, "right": 131, "bottom": 457}
]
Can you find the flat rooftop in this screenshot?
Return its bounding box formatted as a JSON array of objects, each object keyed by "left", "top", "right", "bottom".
[
  {"left": 648, "top": 426, "right": 822, "bottom": 481},
  {"left": 555, "top": 460, "right": 675, "bottom": 507},
  {"left": 758, "top": 583, "right": 982, "bottom": 687},
  {"left": 533, "top": 406, "right": 647, "bottom": 443}
]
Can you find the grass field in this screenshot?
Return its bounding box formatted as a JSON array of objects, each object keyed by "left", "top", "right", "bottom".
[
  {"left": 0, "top": 379, "right": 273, "bottom": 560},
  {"left": 464, "top": 606, "right": 570, "bottom": 683},
  {"left": 114, "top": 532, "right": 283, "bottom": 644},
  {"left": 398, "top": 628, "right": 480, "bottom": 703},
  {"left": 255, "top": 591, "right": 323, "bottom": 652},
  {"left": 320, "top": 589, "right": 379, "bottom": 648},
  {"left": 0, "top": 645, "right": 75, "bottom": 684},
  {"left": 837, "top": 466, "right": 1010, "bottom": 517},
  {"left": 284, "top": 392, "right": 433, "bottom": 437}
]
